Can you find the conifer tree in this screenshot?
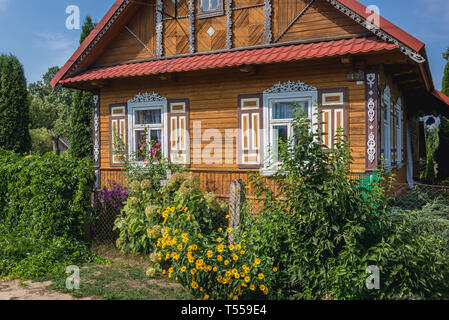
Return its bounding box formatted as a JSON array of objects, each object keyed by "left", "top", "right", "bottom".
[
  {"left": 0, "top": 54, "right": 31, "bottom": 153},
  {"left": 69, "top": 16, "right": 97, "bottom": 159}
]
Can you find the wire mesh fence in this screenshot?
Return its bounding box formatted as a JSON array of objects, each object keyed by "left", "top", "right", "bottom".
[{"left": 389, "top": 183, "right": 449, "bottom": 211}]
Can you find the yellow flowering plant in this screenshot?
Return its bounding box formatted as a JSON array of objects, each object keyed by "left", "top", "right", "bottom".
[{"left": 155, "top": 205, "right": 277, "bottom": 300}]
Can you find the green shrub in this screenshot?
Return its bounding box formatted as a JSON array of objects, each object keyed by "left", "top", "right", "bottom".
[{"left": 0, "top": 149, "right": 100, "bottom": 279}]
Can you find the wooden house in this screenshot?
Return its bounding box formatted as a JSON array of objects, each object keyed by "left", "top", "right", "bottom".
[{"left": 51, "top": 0, "right": 449, "bottom": 197}]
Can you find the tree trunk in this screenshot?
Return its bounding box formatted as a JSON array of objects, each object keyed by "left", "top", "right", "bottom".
[{"left": 51, "top": 129, "right": 60, "bottom": 156}]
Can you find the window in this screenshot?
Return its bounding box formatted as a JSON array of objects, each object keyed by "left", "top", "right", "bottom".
[
  {"left": 262, "top": 88, "right": 318, "bottom": 174},
  {"left": 198, "top": 0, "right": 224, "bottom": 18},
  {"left": 127, "top": 94, "right": 168, "bottom": 163}
]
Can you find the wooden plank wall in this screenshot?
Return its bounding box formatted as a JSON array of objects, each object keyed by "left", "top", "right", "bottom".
[
  {"left": 98, "top": 58, "right": 367, "bottom": 194},
  {"left": 93, "top": 0, "right": 368, "bottom": 66}
]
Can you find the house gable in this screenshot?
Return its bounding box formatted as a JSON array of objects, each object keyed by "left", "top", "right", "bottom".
[{"left": 52, "top": 0, "right": 428, "bottom": 88}]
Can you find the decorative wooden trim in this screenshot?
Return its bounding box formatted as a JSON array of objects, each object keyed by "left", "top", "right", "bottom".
[
  {"left": 263, "top": 0, "right": 273, "bottom": 44},
  {"left": 156, "top": 0, "right": 164, "bottom": 57},
  {"left": 93, "top": 91, "right": 101, "bottom": 168},
  {"left": 317, "top": 88, "right": 349, "bottom": 149},
  {"left": 238, "top": 94, "right": 264, "bottom": 169},
  {"left": 225, "top": 0, "right": 233, "bottom": 50},
  {"left": 189, "top": 0, "right": 196, "bottom": 53},
  {"left": 365, "top": 67, "right": 379, "bottom": 171},
  {"left": 325, "top": 0, "right": 425, "bottom": 63},
  {"left": 167, "top": 98, "right": 191, "bottom": 167},
  {"left": 65, "top": 0, "right": 131, "bottom": 80},
  {"left": 264, "top": 80, "right": 317, "bottom": 94},
  {"left": 109, "top": 102, "right": 128, "bottom": 167}
]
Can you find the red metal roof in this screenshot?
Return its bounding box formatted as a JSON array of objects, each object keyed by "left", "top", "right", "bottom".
[
  {"left": 432, "top": 90, "right": 449, "bottom": 106},
  {"left": 62, "top": 37, "right": 399, "bottom": 84},
  {"left": 51, "top": 0, "right": 427, "bottom": 88}
]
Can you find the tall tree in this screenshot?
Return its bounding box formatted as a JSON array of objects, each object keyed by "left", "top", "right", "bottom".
[
  {"left": 0, "top": 54, "right": 31, "bottom": 153},
  {"left": 29, "top": 66, "right": 73, "bottom": 155},
  {"left": 69, "top": 16, "right": 97, "bottom": 159},
  {"left": 435, "top": 48, "right": 449, "bottom": 179}
]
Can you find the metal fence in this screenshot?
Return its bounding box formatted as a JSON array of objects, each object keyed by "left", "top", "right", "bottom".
[
  {"left": 91, "top": 190, "right": 122, "bottom": 243},
  {"left": 389, "top": 183, "right": 449, "bottom": 211}
]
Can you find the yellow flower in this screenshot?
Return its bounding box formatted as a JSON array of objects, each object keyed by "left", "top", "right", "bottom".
[
  {"left": 224, "top": 260, "right": 230, "bottom": 266},
  {"left": 196, "top": 259, "right": 204, "bottom": 266},
  {"left": 228, "top": 244, "right": 235, "bottom": 251},
  {"left": 244, "top": 276, "right": 250, "bottom": 283},
  {"left": 213, "top": 266, "right": 218, "bottom": 272},
  {"left": 255, "top": 258, "right": 261, "bottom": 265},
  {"left": 192, "top": 244, "right": 198, "bottom": 250},
  {"left": 162, "top": 269, "right": 166, "bottom": 275},
  {"left": 218, "top": 228, "right": 223, "bottom": 232},
  {"left": 216, "top": 244, "right": 224, "bottom": 252},
  {"left": 232, "top": 254, "right": 239, "bottom": 261},
  {"left": 207, "top": 250, "right": 213, "bottom": 258},
  {"left": 226, "top": 215, "right": 230, "bottom": 219},
  {"left": 236, "top": 244, "right": 242, "bottom": 250},
  {"left": 177, "top": 244, "right": 183, "bottom": 251},
  {"left": 249, "top": 284, "right": 255, "bottom": 291},
  {"left": 191, "top": 282, "right": 199, "bottom": 289},
  {"left": 216, "top": 237, "right": 222, "bottom": 243},
  {"left": 181, "top": 266, "right": 186, "bottom": 272},
  {"left": 234, "top": 273, "right": 240, "bottom": 279},
  {"left": 191, "top": 268, "right": 197, "bottom": 275},
  {"left": 240, "top": 250, "right": 245, "bottom": 255},
  {"left": 204, "top": 295, "right": 209, "bottom": 300},
  {"left": 233, "top": 296, "right": 238, "bottom": 300},
  {"left": 273, "top": 267, "right": 278, "bottom": 272},
  {"left": 260, "top": 284, "right": 266, "bottom": 291},
  {"left": 217, "top": 255, "right": 223, "bottom": 261},
  {"left": 226, "top": 227, "right": 232, "bottom": 233},
  {"left": 186, "top": 216, "right": 191, "bottom": 221},
  {"left": 258, "top": 273, "right": 264, "bottom": 280},
  {"left": 198, "top": 234, "right": 202, "bottom": 238},
  {"left": 263, "top": 288, "right": 269, "bottom": 295}
]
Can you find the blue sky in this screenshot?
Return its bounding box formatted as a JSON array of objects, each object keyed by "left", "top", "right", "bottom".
[{"left": 0, "top": 0, "right": 448, "bottom": 89}]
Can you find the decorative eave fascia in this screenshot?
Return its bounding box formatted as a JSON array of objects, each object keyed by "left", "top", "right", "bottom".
[
  {"left": 325, "top": 0, "right": 425, "bottom": 63},
  {"left": 54, "top": 0, "right": 132, "bottom": 90}
]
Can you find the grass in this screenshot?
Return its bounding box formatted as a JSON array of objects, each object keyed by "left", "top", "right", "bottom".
[{"left": 34, "top": 242, "right": 194, "bottom": 300}]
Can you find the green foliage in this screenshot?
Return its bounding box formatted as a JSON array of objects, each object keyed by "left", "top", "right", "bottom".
[
  {"left": 69, "top": 89, "right": 93, "bottom": 159},
  {"left": 29, "top": 66, "right": 74, "bottom": 154},
  {"left": 0, "top": 149, "right": 99, "bottom": 279},
  {"left": 241, "top": 108, "right": 448, "bottom": 300},
  {"left": 68, "top": 17, "right": 97, "bottom": 159},
  {"left": 29, "top": 128, "right": 53, "bottom": 155},
  {"left": 435, "top": 116, "right": 449, "bottom": 180},
  {"left": 0, "top": 54, "right": 31, "bottom": 153}
]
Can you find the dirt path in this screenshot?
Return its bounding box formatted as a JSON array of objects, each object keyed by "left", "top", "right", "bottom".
[{"left": 0, "top": 280, "right": 93, "bottom": 300}]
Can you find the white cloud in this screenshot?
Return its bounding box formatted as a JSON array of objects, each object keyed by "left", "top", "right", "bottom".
[
  {"left": 34, "top": 32, "right": 77, "bottom": 51},
  {"left": 0, "top": 0, "right": 10, "bottom": 13}
]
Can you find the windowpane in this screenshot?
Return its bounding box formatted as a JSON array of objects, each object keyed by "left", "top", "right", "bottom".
[
  {"left": 135, "top": 109, "right": 162, "bottom": 125},
  {"left": 273, "top": 125, "right": 288, "bottom": 158},
  {"left": 202, "top": 0, "right": 209, "bottom": 10},
  {"left": 135, "top": 130, "right": 147, "bottom": 161},
  {"left": 150, "top": 129, "right": 162, "bottom": 144},
  {"left": 211, "top": 0, "right": 218, "bottom": 9},
  {"left": 273, "top": 101, "right": 308, "bottom": 120}
]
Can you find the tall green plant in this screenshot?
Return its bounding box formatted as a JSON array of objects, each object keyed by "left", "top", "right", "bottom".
[
  {"left": 0, "top": 54, "right": 31, "bottom": 153},
  {"left": 69, "top": 16, "right": 97, "bottom": 159}
]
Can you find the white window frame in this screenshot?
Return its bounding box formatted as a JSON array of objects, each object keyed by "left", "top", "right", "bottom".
[
  {"left": 383, "top": 85, "right": 391, "bottom": 169},
  {"left": 127, "top": 97, "right": 168, "bottom": 164},
  {"left": 395, "top": 98, "right": 403, "bottom": 168},
  {"left": 262, "top": 90, "right": 318, "bottom": 176}
]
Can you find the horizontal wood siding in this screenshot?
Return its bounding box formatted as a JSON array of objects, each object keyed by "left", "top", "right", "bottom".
[{"left": 98, "top": 58, "right": 367, "bottom": 193}]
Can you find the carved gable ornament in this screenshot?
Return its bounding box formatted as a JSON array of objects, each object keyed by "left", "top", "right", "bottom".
[
  {"left": 264, "top": 80, "right": 317, "bottom": 94},
  {"left": 128, "top": 92, "right": 167, "bottom": 106}
]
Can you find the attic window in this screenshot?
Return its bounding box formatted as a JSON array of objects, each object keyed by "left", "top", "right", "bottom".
[{"left": 198, "top": 0, "right": 224, "bottom": 19}]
